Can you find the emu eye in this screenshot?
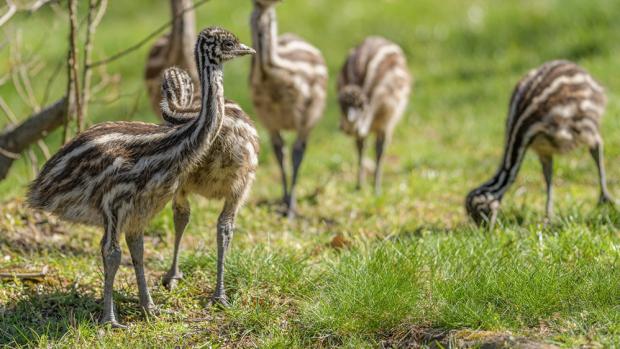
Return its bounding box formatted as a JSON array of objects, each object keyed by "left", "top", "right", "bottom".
[{"left": 223, "top": 41, "right": 235, "bottom": 50}]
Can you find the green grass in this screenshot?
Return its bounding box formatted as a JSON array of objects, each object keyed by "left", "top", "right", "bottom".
[{"left": 2, "top": 0, "right": 620, "bottom": 347}]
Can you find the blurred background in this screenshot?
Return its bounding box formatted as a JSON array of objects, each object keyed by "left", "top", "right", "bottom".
[
  {"left": 1, "top": 0, "right": 620, "bottom": 221},
  {"left": 1, "top": 0, "right": 619, "bottom": 214}
]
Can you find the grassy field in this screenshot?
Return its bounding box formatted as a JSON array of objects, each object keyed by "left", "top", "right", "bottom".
[{"left": 2, "top": 0, "right": 620, "bottom": 347}]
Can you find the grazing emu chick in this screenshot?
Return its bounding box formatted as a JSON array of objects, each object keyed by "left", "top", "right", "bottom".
[
  {"left": 27, "top": 27, "right": 254, "bottom": 328},
  {"left": 338, "top": 36, "right": 411, "bottom": 193},
  {"left": 250, "top": 0, "right": 328, "bottom": 218},
  {"left": 466, "top": 60, "right": 613, "bottom": 228},
  {"left": 158, "top": 67, "right": 260, "bottom": 305}
]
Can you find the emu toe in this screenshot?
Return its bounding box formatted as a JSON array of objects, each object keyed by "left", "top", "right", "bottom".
[
  {"left": 162, "top": 271, "right": 184, "bottom": 291},
  {"left": 210, "top": 293, "right": 230, "bottom": 308},
  {"left": 100, "top": 316, "right": 128, "bottom": 329},
  {"left": 598, "top": 195, "right": 615, "bottom": 206},
  {"left": 142, "top": 304, "right": 174, "bottom": 317}
]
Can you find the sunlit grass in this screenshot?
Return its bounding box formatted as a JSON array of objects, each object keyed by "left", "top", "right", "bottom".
[{"left": 2, "top": 0, "right": 620, "bottom": 347}]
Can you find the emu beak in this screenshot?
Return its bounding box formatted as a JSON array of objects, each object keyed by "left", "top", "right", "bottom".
[{"left": 235, "top": 44, "right": 256, "bottom": 56}]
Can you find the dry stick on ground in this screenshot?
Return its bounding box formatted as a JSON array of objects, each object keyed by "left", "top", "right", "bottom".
[
  {"left": 63, "top": 0, "right": 81, "bottom": 141},
  {"left": 0, "top": 265, "right": 49, "bottom": 282},
  {"left": 79, "top": 0, "right": 107, "bottom": 122}
]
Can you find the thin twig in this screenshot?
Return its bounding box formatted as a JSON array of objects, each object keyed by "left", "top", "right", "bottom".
[
  {"left": 0, "top": 146, "right": 19, "bottom": 159},
  {"left": 127, "top": 90, "right": 142, "bottom": 119},
  {"left": 63, "top": 0, "right": 81, "bottom": 141},
  {"left": 0, "top": 0, "right": 17, "bottom": 28},
  {"left": 29, "top": 0, "right": 54, "bottom": 12},
  {"left": 26, "top": 147, "right": 37, "bottom": 178},
  {"left": 42, "top": 61, "right": 63, "bottom": 105},
  {"left": 0, "top": 73, "right": 8, "bottom": 86},
  {"left": 36, "top": 139, "right": 51, "bottom": 159},
  {"left": 0, "top": 96, "right": 17, "bottom": 123},
  {"left": 79, "top": 0, "right": 106, "bottom": 125},
  {"left": 88, "top": 0, "right": 210, "bottom": 68},
  {"left": 18, "top": 63, "right": 40, "bottom": 111},
  {"left": 69, "top": 0, "right": 82, "bottom": 132},
  {"left": 0, "top": 0, "right": 55, "bottom": 28}
]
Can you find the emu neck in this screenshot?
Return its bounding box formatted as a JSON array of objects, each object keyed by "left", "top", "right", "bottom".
[
  {"left": 478, "top": 126, "right": 533, "bottom": 199},
  {"left": 251, "top": 6, "right": 278, "bottom": 69},
  {"left": 172, "top": 62, "right": 224, "bottom": 172}
]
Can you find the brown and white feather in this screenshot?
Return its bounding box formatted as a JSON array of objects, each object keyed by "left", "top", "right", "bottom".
[
  {"left": 466, "top": 60, "right": 609, "bottom": 225},
  {"left": 337, "top": 36, "right": 411, "bottom": 137}
]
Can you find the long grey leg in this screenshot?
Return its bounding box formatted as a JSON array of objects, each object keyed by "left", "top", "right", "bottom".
[
  {"left": 288, "top": 136, "right": 307, "bottom": 218},
  {"left": 539, "top": 155, "right": 554, "bottom": 220},
  {"left": 211, "top": 198, "right": 241, "bottom": 306},
  {"left": 590, "top": 141, "right": 614, "bottom": 204},
  {"left": 125, "top": 232, "right": 155, "bottom": 314},
  {"left": 100, "top": 214, "right": 125, "bottom": 328},
  {"left": 374, "top": 132, "right": 388, "bottom": 195},
  {"left": 271, "top": 131, "right": 289, "bottom": 206},
  {"left": 163, "top": 194, "right": 190, "bottom": 290},
  {"left": 356, "top": 137, "right": 366, "bottom": 190}
]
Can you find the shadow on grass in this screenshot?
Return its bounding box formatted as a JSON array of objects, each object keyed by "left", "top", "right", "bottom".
[
  {"left": 0, "top": 288, "right": 101, "bottom": 346},
  {"left": 379, "top": 326, "right": 555, "bottom": 349},
  {"left": 0, "top": 287, "right": 151, "bottom": 346}
]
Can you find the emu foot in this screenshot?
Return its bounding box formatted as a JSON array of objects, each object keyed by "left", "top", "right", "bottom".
[
  {"left": 374, "top": 186, "right": 382, "bottom": 196},
  {"left": 100, "top": 315, "right": 128, "bottom": 329},
  {"left": 598, "top": 195, "right": 615, "bottom": 206},
  {"left": 162, "top": 271, "right": 184, "bottom": 291},
  {"left": 209, "top": 293, "right": 230, "bottom": 308},
  {"left": 141, "top": 303, "right": 174, "bottom": 317},
  {"left": 285, "top": 208, "right": 297, "bottom": 220},
  {"left": 280, "top": 194, "right": 297, "bottom": 219}
]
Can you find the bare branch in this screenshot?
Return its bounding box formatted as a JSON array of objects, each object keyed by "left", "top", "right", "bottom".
[
  {"left": 26, "top": 147, "right": 37, "bottom": 178},
  {"left": 29, "top": 0, "right": 54, "bottom": 12},
  {"left": 0, "top": 97, "right": 67, "bottom": 181},
  {"left": 63, "top": 0, "right": 81, "bottom": 141},
  {"left": 36, "top": 139, "right": 50, "bottom": 159},
  {"left": 88, "top": 0, "right": 210, "bottom": 68},
  {"left": 0, "top": 1, "right": 17, "bottom": 28},
  {"left": 0, "top": 146, "right": 19, "bottom": 159},
  {"left": 79, "top": 0, "right": 107, "bottom": 124},
  {"left": 0, "top": 96, "right": 17, "bottom": 123},
  {"left": 0, "top": 0, "right": 56, "bottom": 28},
  {"left": 42, "top": 61, "right": 63, "bottom": 106},
  {"left": 18, "top": 63, "right": 40, "bottom": 111}
]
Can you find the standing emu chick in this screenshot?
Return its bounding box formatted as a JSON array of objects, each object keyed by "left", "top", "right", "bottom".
[
  {"left": 27, "top": 27, "right": 254, "bottom": 328},
  {"left": 466, "top": 60, "right": 613, "bottom": 228},
  {"left": 158, "top": 67, "right": 260, "bottom": 305},
  {"left": 338, "top": 36, "right": 411, "bottom": 193},
  {"left": 250, "top": 0, "right": 328, "bottom": 218}
]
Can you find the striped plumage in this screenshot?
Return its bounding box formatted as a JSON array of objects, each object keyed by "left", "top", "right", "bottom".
[
  {"left": 144, "top": 0, "right": 197, "bottom": 114},
  {"left": 466, "top": 60, "right": 613, "bottom": 227},
  {"left": 157, "top": 67, "right": 259, "bottom": 304},
  {"left": 250, "top": 0, "right": 327, "bottom": 218},
  {"left": 337, "top": 36, "right": 411, "bottom": 193},
  {"left": 27, "top": 27, "right": 255, "bottom": 328}
]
